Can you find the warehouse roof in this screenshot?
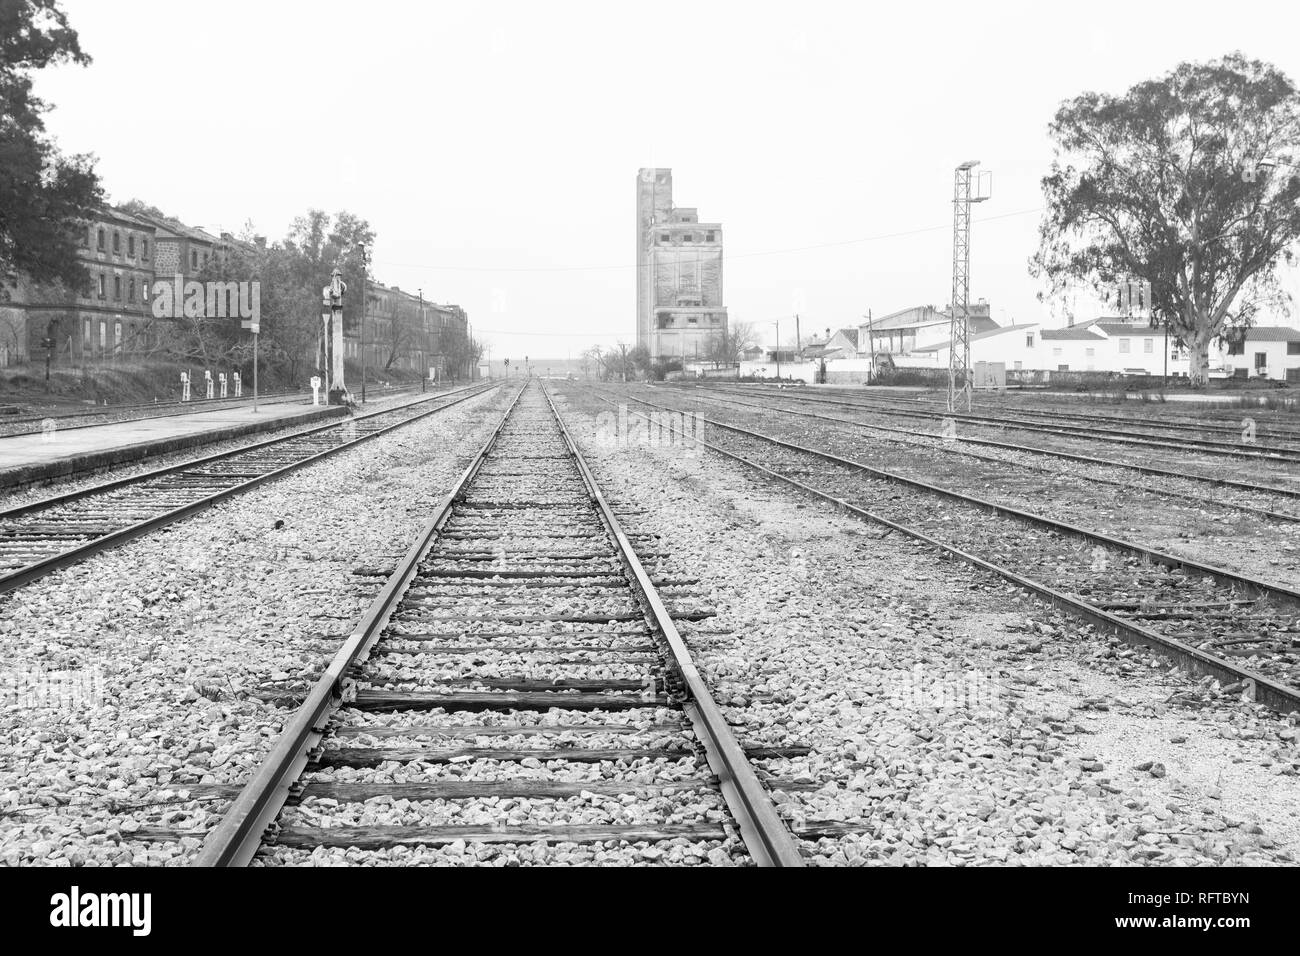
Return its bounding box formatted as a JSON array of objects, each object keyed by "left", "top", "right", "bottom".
[{"left": 912, "top": 323, "right": 1039, "bottom": 352}]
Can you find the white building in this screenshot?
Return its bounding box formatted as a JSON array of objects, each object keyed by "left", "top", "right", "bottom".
[{"left": 1219, "top": 326, "right": 1300, "bottom": 381}]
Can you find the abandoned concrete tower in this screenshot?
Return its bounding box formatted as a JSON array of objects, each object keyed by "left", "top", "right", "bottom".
[{"left": 635, "top": 168, "right": 728, "bottom": 361}]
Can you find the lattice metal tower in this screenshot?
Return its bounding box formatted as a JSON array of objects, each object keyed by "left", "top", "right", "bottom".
[{"left": 947, "top": 160, "right": 989, "bottom": 412}]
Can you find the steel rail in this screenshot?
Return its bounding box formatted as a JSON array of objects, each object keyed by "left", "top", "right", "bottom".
[
  {"left": 541, "top": 382, "right": 804, "bottom": 867},
  {"left": 194, "top": 384, "right": 526, "bottom": 867},
  {"left": 0, "top": 382, "right": 491, "bottom": 519},
  {"left": 0, "top": 382, "right": 425, "bottom": 437},
  {"left": 658, "top": 385, "right": 1300, "bottom": 521},
  {"left": 614, "top": 386, "right": 1300, "bottom": 607},
  {"left": 581, "top": 388, "right": 1300, "bottom": 712},
  {"left": 0, "top": 382, "right": 501, "bottom": 596},
  {"left": 693, "top": 384, "right": 1300, "bottom": 462},
  {"left": 854, "top": 388, "right": 1300, "bottom": 441}
]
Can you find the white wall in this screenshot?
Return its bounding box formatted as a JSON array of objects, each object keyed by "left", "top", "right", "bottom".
[{"left": 1221, "top": 340, "right": 1300, "bottom": 380}]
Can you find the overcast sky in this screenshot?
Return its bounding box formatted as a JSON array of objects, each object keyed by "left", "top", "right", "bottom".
[{"left": 33, "top": 0, "right": 1300, "bottom": 357}]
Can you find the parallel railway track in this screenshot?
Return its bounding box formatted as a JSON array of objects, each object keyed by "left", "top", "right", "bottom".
[
  {"left": 191, "top": 380, "right": 802, "bottom": 867},
  {"left": 887, "top": 388, "right": 1300, "bottom": 443},
  {"left": 0, "top": 382, "right": 500, "bottom": 596},
  {"left": 0, "top": 381, "right": 425, "bottom": 439},
  {"left": 660, "top": 384, "right": 1300, "bottom": 520},
  {"left": 594, "top": 385, "right": 1300, "bottom": 712},
  {"left": 704, "top": 385, "right": 1300, "bottom": 463}
]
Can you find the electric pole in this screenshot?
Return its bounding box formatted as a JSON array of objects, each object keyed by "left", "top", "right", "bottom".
[
  {"left": 947, "top": 160, "right": 990, "bottom": 412},
  {"left": 774, "top": 319, "right": 781, "bottom": 380}
]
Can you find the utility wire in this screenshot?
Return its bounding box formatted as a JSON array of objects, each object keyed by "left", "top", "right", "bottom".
[{"left": 369, "top": 207, "right": 1044, "bottom": 275}]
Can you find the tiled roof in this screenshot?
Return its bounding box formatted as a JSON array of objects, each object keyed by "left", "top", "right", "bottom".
[
  {"left": 1096, "top": 321, "right": 1162, "bottom": 337},
  {"left": 1040, "top": 326, "right": 1107, "bottom": 341},
  {"left": 1239, "top": 326, "right": 1300, "bottom": 342}
]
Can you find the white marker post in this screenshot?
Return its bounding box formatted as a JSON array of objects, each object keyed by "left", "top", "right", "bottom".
[
  {"left": 204, "top": 370, "right": 214, "bottom": 400},
  {"left": 219, "top": 372, "right": 228, "bottom": 399},
  {"left": 310, "top": 375, "right": 322, "bottom": 406},
  {"left": 181, "top": 371, "right": 191, "bottom": 402},
  {"left": 233, "top": 371, "right": 242, "bottom": 398}
]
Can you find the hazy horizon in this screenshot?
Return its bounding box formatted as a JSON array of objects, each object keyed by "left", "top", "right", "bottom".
[{"left": 31, "top": 0, "right": 1300, "bottom": 358}]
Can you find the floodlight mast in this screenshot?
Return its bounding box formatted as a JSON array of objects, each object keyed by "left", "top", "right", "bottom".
[{"left": 947, "top": 160, "right": 990, "bottom": 413}]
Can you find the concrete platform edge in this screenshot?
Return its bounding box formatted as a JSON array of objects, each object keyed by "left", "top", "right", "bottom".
[{"left": 0, "top": 405, "right": 349, "bottom": 491}]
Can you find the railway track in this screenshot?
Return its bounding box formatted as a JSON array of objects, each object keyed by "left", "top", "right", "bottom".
[
  {"left": 892, "top": 388, "right": 1300, "bottom": 443},
  {"left": 191, "top": 380, "right": 802, "bottom": 867},
  {"left": 0, "top": 381, "right": 424, "bottom": 439},
  {"left": 593, "top": 385, "right": 1300, "bottom": 712},
  {"left": 0, "top": 382, "right": 500, "bottom": 596},
  {"left": 661, "top": 384, "right": 1300, "bottom": 521},
  {"left": 706, "top": 385, "right": 1300, "bottom": 463}
]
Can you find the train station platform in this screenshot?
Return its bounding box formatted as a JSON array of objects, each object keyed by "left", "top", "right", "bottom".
[{"left": 0, "top": 402, "right": 347, "bottom": 490}]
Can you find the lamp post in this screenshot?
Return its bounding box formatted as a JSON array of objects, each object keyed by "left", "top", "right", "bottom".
[
  {"left": 323, "top": 267, "right": 348, "bottom": 404},
  {"left": 358, "top": 246, "right": 368, "bottom": 404}
]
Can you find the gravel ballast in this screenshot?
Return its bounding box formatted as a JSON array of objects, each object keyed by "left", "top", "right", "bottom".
[
  {"left": 0, "top": 386, "right": 512, "bottom": 866},
  {"left": 552, "top": 384, "right": 1300, "bottom": 866}
]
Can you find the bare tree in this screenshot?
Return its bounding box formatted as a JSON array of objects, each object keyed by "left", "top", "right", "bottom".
[{"left": 704, "top": 320, "right": 757, "bottom": 366}]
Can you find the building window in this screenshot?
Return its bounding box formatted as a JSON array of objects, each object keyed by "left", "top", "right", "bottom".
[
  {"left": 1014, "top": 360, "right": 1022, "bottom": 370},
  {"left": 1288, "top": 368, "right": 1300, "bottom": 382},
  {"left": 1228, "top": 341, "right": 1244, "bottom": 355},
  {"left": 683, "top": 233, "right": 692, "bottom": 242},
  {"left": 1058, "top": 364, "right": 1069, "bottom": 371},
  {"left": 687, "top": 316, "right": 697, "bottom": 323},
  {"left": 113, "top": 232, "right": 120, "bottom": 253},
  {"left": 1288, "top": 342, "right": 1300, "bottom": 355},
  {"left": 128, "top": 278, "right": 135, "bottom": 301},
  {"left": 114, "top": 321, "right": 122, "bottom": 353},
  {"left": 99, "top": 320, "right": 107, "bottom": 351},
  {"left": 191, "top": 250, "right": 198, "bottom": 269},
  {"left": 81, "top": 228, "right": 90, "bottom": 248},
  {"left": 96, "top": 229, "right": 105, "bottom": 251},
  {"left": 97, "top": 273, "right": 106, "bottom": 298},
  {"left": 659, "top": 233, "right": 669, "bottom": 243},
  {"left": 142, "top": 281, "right": 149, "bottom": 303},
  {"left": 113, "top": 275, "right": 121, "bottom": 300},
  {"left": 128, "top": 236, "right": 135, "bottom": 256},
  {"left": 1256, "top": 352, "right": 1267, "bottom": 370},
  {"left": 1143, "top": 338, "right": 1153, "bottom": 353},
  {"left": 706, "top": 231, "right": 715, "bottom": 241},
  {"left": 1118, "top": 338, "right": 1130, "bottom": 353},
  {"left": 1025, "top": 334, "right": 1034, "bottom": 347},
  {"left": 142, "top": 239, "right": 149, "bottom": 260},
  {"left": 83, "top": 318, "right": 91, "bottom": 350}
]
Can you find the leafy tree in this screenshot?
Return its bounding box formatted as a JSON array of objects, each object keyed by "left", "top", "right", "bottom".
[
  {"left": 118, "top": 198, "right": 173, "bottom": 221},
  {"left": 0, "top": 0, "right": 102, "bottom": 291},
  {"left": 1032, "top": 53, "right": 1300, "bottom": 385}
]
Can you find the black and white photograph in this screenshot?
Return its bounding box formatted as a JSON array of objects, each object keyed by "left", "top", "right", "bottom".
[{"left": 0, "top": 0, "right": 1297, "bottom": 934}]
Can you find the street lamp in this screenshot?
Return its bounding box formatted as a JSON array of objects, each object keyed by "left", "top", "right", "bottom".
[
  {"left": 358, "top": 245, "right": 368, "bottom": 403},
  {"left": 323, "top": 267, "right": 348, "bottom": 404}
]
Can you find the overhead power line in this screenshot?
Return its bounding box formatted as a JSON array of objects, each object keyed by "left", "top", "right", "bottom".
[{"left": 369, "top": 207, "right": 1044, "bottom": 275}]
